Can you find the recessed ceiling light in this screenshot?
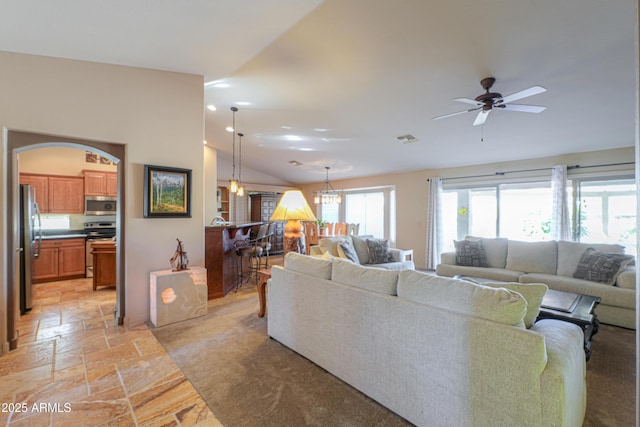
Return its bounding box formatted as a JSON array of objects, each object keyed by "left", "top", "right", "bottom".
[
  {"left": 314, "top": 128, "right": 328, "bottom": 132},
  {"left": 236, "top": 101, "right": 251, "bottom": 106},
  {"left": 203, "top": 140, "right": 208, "bottom": 145},
  {"left": 281, "top": 125, "right": 292, "bottom": 130},
  {"left": 284, "top": 135, "right": 302, "bottom": 141},
  {"left": 298, "top": 148, "right": 313, "bottom": 151},
  {"left": 226, "top": 126, "right": 234, "bottom": 132},
  {"left": 204, "top": 80, "right": 230, "bottom": 88},
  {"left": 206, "top": 104, "right": 217, "bottom": 111}
]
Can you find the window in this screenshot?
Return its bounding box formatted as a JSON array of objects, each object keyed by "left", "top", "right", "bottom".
[
  {"left": 573, "top": 178, "right": 636, "bottom": 254},
  {"left": 40, "top": 215, "right": 70, "bottom": 230},
  {"left": 442, "top": 174, "right": 636, "bottom": 253},
  {"left": 317, "top": 187, "right": 394, "bottom": 240}
]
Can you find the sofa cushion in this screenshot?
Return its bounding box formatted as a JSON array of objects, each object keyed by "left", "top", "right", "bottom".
[
  {"left": 506, "top": 240, "right": 557, "bottom": 274},
  {"left": 465, "top": 236, "right": 508, "bottom": 268},
  {"left": 435, "top": 264, "right": 524, "bottom": 282},
  {"left": 454, "top": 239, "right": 489, "bottom": 267},
  {"left": 337, "top": 241, "right": 360, "bottom": 263},
  {"left": 397, "top": 270, "right": 527, "bottom": 327},
  {"left": 366, "top": 238, "right": 393, "bottom": 264},
  {"left": 331, "top": 259, "right": 399, "bottom": 295},
  {"left": 557, "top": 240, "right": 626, "bottom": 277},
  {"left": 478, "top": 282, "right": 548, "bottom": 328},
  {"left": 573, "top": 248, "right": 634, "bottom": 286},
  {"left": 316, "top": 236, "right": 350, "bottom": 257},
  {"left": 351, "top": 235, "right": 373, "bottom": 265},
  {"left": 372, "top": 260, "right": 415, "bottom": 271},
  {"left": 284, "top": 252, "right": 332, "bottom": 280}
]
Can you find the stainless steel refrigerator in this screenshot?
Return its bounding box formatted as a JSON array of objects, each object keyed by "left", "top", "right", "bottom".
[{"left": 20, "top": 184, "right": 41, "bottom": 313}]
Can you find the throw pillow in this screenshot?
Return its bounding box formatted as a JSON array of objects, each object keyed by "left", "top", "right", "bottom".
[
  {"left": 479, "top": 282, "right": 548, "bottom": 328},
  {"left": 574, "top": 248, "right": 634, "bottom": 285},
  {"left": 366, "top": 238, "right": 393, "bottom": 264},
  {"left": 454, "top": 239, "right": 489, "bottom": 267},
  {"left": 337, "top": 241, "right": 360, "bottom": 263}
]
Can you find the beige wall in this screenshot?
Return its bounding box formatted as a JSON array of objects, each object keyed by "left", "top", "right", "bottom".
[
  {"left": 0, "top": 51, "right": 210, "bottom": 352},
  {"left": 19, "top": 146, "right": 118, "bottom": 175},
  {"left": 299, "top": 147, "right": 635, "bottom": 269}
]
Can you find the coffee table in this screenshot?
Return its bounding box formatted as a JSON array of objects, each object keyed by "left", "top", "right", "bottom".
[{"left": 452, "top": 275, "right": 600, "bottom": 361}]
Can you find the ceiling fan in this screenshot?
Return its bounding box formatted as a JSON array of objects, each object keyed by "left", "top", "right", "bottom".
[{"left": 432, "top": 77, "right": 546, "bottom": 126}]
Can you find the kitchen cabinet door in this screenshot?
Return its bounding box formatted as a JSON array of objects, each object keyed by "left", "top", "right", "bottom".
[
  {"left": 58, "top": 239, "right": 86, "bottom": 278},
  {"left": 106, "top": 173, "right": 118, "bottom": 196},
  {"left": 48, "top": 176, "right": 84, "bottom": 213},
  {"left": 32, "top": 245, "right": 59, "bottom": 281},
  {"left": 20, "top": 174, "right": 49, "bottom": 213}
]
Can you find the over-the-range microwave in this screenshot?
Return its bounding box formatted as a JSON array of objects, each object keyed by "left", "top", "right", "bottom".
[{"left": 85, "top": 196, "right": 117, "bottom": 216}]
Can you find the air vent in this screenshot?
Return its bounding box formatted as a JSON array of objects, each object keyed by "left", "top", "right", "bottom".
[
  {"left": 396, "top": 134, "right": 417, "bottom": 144},
  {"left": 288, "top": 160, "right": 303, "bottom": 166}
]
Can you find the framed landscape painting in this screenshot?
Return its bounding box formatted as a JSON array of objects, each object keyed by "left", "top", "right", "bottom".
[{"left": 144, "top": 165, "right": 192, "bottom": 218}]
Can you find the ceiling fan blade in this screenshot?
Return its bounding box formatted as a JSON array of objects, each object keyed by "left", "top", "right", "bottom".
[
  {"left": 454, "top": 97, "right": 483, "bottom": 106},
  {"left": 432, "top": 107, "right": 480, "bottom": 121},
  {"left": 473, "top": 109, "right": 491, "bottom": 126},
  {"left": 500, "top": 104, "right": 546, "bottom": 113},
  {"left": 500, "top": 85, "right": 546, "bottom": 104}
]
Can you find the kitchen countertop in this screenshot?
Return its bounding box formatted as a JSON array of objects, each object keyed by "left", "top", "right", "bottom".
[{"left": 42, "top": 233, "right": 87, "bottom": 240}]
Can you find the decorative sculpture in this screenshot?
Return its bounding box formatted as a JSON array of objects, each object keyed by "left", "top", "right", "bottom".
[{"left": 170, "top": 238, "right": 189, "bottom": 271}]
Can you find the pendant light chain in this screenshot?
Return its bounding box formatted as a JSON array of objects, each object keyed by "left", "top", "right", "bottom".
[{"left": 229, "top": 107, "right": 239, "bottom": 193}]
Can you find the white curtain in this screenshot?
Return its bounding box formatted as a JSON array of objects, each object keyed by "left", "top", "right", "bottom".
[
  {"left": 551, "top": 164, "right": 570, "bottom": 241},
  {"left": 425, "top": 178, "right": 443, "bottom": 270}
]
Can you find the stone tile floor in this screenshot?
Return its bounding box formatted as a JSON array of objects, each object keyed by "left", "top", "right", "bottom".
[{"left": 0, "top": 278, "right": 222, "bottom": 426}]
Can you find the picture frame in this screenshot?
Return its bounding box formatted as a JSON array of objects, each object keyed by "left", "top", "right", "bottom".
[{"left": 143, "top": 165, "right": 192, "bottom": 218}]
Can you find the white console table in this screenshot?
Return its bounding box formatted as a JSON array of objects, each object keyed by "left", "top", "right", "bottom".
[{"left": 150, "top": 266, "right": 207, "bottom": 327}]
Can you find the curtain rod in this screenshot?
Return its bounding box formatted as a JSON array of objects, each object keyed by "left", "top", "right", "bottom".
[{"left": 433, "top": 161, "right": 635, "bottom": 182}]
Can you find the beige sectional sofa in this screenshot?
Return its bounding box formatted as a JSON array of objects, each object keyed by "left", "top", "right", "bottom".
[
  {"left": 268, "top": 253, "right": 586, "bottom": 426},
  {"left": 309, "top": 235, "right": 414, "bottom": 270},
  {"left": 436, "top": 237, "right": 636, "bottom": 329}
]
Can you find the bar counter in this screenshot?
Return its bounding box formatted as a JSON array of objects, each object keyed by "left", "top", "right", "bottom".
[{"left": 204, "top": 222, "right": 263, "bottom": 299}]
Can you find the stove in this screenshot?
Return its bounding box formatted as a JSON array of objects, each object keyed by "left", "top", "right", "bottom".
[
  {"left": 84, "top": 221, "right": 116, "bottom": 239},
  {"left": 84, "top": 221, "right": 116, "bottom": 277}
]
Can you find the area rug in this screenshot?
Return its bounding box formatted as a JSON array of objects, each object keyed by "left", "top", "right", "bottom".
[{"left": 152, "top": 285, "right": 635, "bottom": 427}]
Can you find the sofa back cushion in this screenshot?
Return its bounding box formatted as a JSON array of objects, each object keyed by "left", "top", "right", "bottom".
[
  {"left": 332, "top": 259, "right": 399, "bottom": 295},
  {"left": 557, "top": 240, "right": 626, "bottom": 277},
  {"left": 285, "top": 252, "right": 332, "bottom": 280},
  {"left": 506, "top": 240, "right": 557, "bottom": 274},
  {"left": 397, "top": 270, "right": 526, "bottom": 327},
  {"left": 465, "top": 236, "right": 508, "bottom": 268}
]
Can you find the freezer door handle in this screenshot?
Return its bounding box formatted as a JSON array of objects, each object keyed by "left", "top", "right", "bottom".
[{"left": 16, "top": 247, "right": 23, "bottom": 252}]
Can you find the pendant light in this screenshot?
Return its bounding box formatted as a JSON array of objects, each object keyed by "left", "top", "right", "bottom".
[
  {"left": 229, "top": 107, "right": 239, "bottom": 193},
  {"left": 236, "top": 132, "right": 245, "bottom": 197},
  {"left": 314, "top": 166, "right": 342, "bottom": 204}
]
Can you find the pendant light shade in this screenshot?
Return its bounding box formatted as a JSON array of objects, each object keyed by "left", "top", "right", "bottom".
[
  {"left": 237, "top": 132, "right": 245, "bottom": 197},
  {"left": 229, "top": 107, "right": 239, "bottom": 193}
]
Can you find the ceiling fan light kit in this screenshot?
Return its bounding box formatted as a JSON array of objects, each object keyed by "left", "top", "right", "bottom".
[{"left": 433, "top": 77, "right": 547, "bottom": 126}]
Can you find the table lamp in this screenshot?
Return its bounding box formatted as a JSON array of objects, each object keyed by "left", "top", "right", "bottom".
[{"left": 270, "top": 190, "right": 317, "bottom": 254}]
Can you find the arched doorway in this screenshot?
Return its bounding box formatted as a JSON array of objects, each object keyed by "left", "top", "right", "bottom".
[{"left": 5, "top": 130, "right": 125, "bottom": 351}]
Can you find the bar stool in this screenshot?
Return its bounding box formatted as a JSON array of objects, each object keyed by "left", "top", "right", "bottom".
[
  {"left": 234, "top": 223, "right": 269, "bottom": 289},
  {"left": 259, "top": 222, "right": 276, "bottom": 267}
]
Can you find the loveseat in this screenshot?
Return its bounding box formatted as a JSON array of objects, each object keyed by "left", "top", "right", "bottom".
[
  {"left": 268, "top": 253, "right": 586, "bottom": 426},
  {"left": 436, "top": 237, "right": 636, "bottom": 329},
  {"left": 308, "top": 235, "right": 414, "bottom": 270}
]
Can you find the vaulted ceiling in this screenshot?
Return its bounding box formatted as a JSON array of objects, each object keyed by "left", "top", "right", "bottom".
[{"left": 1, "top": 0, "right": 636, "bottom": 183}]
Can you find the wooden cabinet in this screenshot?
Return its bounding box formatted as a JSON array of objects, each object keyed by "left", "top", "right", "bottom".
[
  {"left": 48, "top": 176, "right": 84, "bottom": 213},
  {"left": 20, "top": 174, "right": 84, "bottom": 213},
  {"left": 19, "top": 174, "right": 49, "bottom": 212},
  {"left": 84, "top": 170, "right": 117, "bottom": 196},
  {"left": 33, "top": 238, "right": 86, "bottom": 283},
  {"left": 217, "top": 186, "right": 230, "bottom": 222},
  {"left": 91, "top": 241, "right": 116, "bottom": 290},
  {"left": 250, "top": 193, "right": 284, "bottom": 254}
]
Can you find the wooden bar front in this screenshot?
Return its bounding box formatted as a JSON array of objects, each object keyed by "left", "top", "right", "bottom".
[{"left": 204, "top": 222, "right": 262, "bottom": 299}]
